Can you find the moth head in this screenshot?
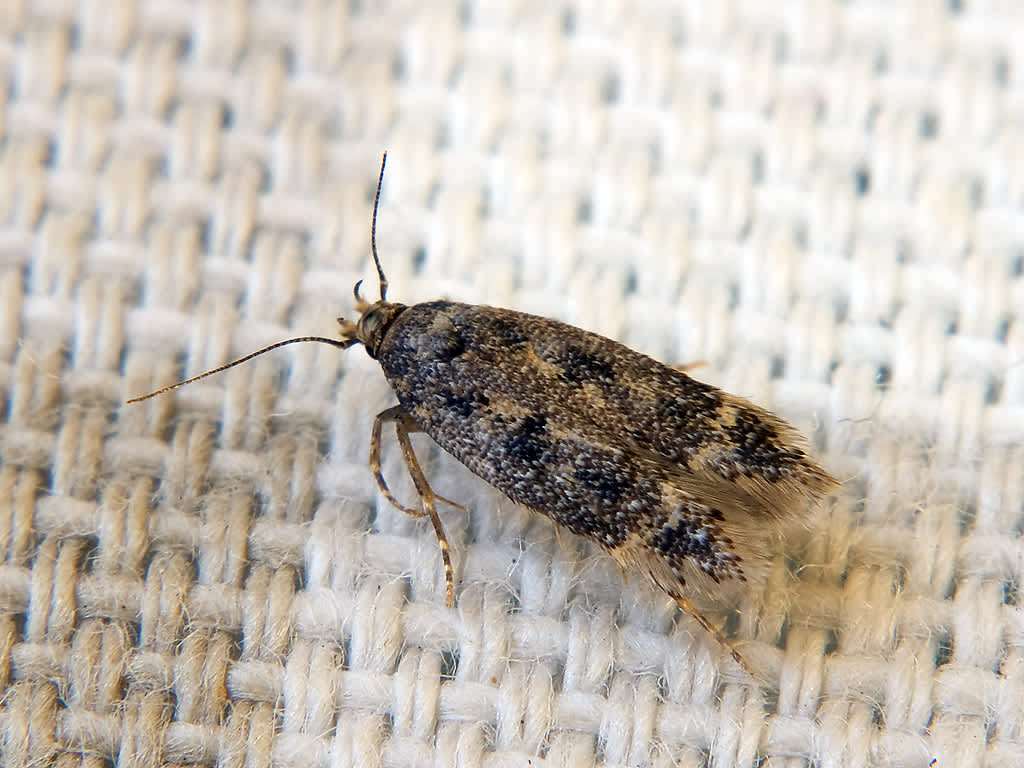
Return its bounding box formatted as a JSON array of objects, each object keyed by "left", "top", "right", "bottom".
[{"left": 336, "top": 279, "right": 406, "bottom": 359}]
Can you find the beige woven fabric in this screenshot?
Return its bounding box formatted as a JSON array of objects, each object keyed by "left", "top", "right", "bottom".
[{"left": 1, "top": 1, "right": 1022, "bottom": 766}]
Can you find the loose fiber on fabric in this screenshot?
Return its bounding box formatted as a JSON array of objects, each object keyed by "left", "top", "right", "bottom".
[{"left": 1, "top": 1, "right": 1022, "bottom": 766}]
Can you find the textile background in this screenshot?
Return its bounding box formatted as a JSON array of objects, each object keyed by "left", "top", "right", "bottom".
[{"left": 0, "top": 2, "right": 1021, "bottom": 766}]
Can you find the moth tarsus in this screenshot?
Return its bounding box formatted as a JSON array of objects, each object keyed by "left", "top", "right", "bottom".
[{"left": 129, "top": 152, "right": 839, "bottom": 677}]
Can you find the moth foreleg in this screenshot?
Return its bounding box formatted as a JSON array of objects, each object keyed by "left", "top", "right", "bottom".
[
  {"left": 370, "top": 405, "right": 460, "bottom": 606},
  {"left": 370, "top": 406, "right": 468, "bottom": 516},
  {"left": 371, "top": 406, "right": 425, "bottom": 516}
]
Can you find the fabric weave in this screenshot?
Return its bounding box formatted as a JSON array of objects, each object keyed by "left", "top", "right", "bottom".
[{"left": 0, "top": 1, "right": 1021, "bottom": 766}]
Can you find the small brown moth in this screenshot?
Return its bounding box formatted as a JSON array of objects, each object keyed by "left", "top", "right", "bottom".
[{"left": 130, "top": 153, "right": 838, "bottom": 673}]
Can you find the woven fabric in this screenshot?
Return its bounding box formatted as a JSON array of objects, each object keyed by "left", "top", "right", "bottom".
[{"left": 1, "top": 1, "right": 1022, "bottom": 766}]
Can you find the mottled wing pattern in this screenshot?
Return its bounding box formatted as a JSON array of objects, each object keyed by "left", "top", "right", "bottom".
[{"left": 377, "top": 301, "right": 837, "bottom": 595}]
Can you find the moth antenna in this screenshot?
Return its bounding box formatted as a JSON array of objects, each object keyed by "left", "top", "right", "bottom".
[
  {"left": 127, "top": 336, "right": 355, "bottom": 403},
  {"left": 353, "top": 279, "right": 363, "bottom": 303},
  {"left": 371, "top": 151, "right": 389, "bottom": 301}
]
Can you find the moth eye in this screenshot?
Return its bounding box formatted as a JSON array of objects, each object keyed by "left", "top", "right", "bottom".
[{"left": 362, "top": 309, "right": 385, "bottom": 334}]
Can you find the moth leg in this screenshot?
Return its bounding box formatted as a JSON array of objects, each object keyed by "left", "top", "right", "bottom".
[
  {"left": 392, "top": 416, "right": 457, "bottom": 607},
  {"left": 671, "top": 593, "right": 756, "bottom": 678},
  {"left": 670, "top": 360, "right": 707, "bottom": 373},
  {"left": 370, "top": 405, "right": 458, "bottom": 606},
  {"left": 370, "top": 406, "right": 467, "bottom": 516},
  {"left": 370, "top": 406, "right": 422, "bottom": 516}
]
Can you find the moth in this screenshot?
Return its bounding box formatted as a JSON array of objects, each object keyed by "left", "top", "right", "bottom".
[{"left": 130, "top": 153, "right": 839, "bottom": 672}]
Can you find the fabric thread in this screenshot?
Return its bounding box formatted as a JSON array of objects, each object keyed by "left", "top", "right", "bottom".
[{"left": 0, "top": 1, "right": 1021, "bottom": 766}]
